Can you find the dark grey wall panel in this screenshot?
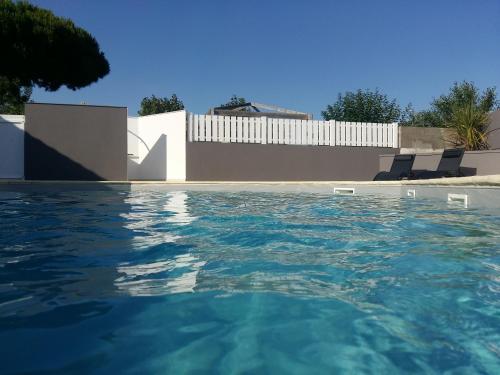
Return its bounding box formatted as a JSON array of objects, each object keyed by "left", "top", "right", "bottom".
[
  {"left": 187, "top": 142, "right": 396, "bottom": 181},
  {"left": 24, "top": 103, "right": 127, "bottom": 181}
]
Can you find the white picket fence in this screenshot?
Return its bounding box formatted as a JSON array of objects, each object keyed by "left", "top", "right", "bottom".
[{"left": 187, "top": 113, "right": 398, "bottom": 148}]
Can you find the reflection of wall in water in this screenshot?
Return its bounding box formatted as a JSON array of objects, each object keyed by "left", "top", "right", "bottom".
[{"left": 116, "top": 191, "right": 203, "bottom": 296}]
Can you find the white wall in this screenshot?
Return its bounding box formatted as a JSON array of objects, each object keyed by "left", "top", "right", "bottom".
[
  {"left": 127, "top": 116, "right": 139, "bottom": 157},
  {"left": 127, "top": 110, "right": 187, "bottom": 181},
  {"left": 0, "top": 115, "right": 25, "bottom": 179}
]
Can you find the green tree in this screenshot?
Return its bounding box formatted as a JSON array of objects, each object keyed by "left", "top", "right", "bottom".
[
  {"left": 0, "top": 0, "right": 109, "bottom": 92},
  {"left": 399, "top": 105, "right": 443, "bottom": 127},
  {"left": 220, "top": 95, "right": 247, "bottom": 108},
  {"left": 434, "top": 81, "right": 497, "bottom": 124},
  {"left": 322, "top": 89, "right": 403, "bottom": 123},
  {"left": 402, "top": 81, "right": 498, "bottom": 127},
  {"left": 0, "top": 77, "right": 32, "bottom": 114},
  {"left": 138, "top": 94, "right": 184, "bottom": 116},
  {"left": 447, "top": 99, "right": 490, "bottom": 150}
]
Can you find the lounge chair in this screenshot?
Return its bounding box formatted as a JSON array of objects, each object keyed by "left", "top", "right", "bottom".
[
  {"left": 411, "top": 148, "right": 465, "bottom": 180},
  {"left": 373, "top": 154, "right": 416, "bottom": 181}
]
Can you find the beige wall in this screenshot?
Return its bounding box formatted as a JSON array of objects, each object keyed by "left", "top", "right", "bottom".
[
  {"left": 399, "top": 110, "right": 500, "bottom": 152},
  {"left": 399, "top": 126, "right": 456, "bottom": 153},
  {"left": 488, "top": 110, "right": 500, "bottom": 150}
]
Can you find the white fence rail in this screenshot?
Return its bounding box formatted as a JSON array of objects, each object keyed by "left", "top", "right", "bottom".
[{"left": 188, "top": 114, "right": 398, "bottom": 148}]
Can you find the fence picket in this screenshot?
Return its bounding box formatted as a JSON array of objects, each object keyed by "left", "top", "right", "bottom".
[
  {"left": 342, "top": 121, "right": 351, "bottom": 146},
  {"left": 319, "top": 121, "right": 324, "bottom": 145},
  {"left": 366, "top": 122, "right": 372, "bottom": 146},
  {"left": 283, "top": 119, "right": 290, "bottom": 144},
  {"left": 381, "top": 123, "right": 386, "bottom": 147},
  {"left": 217, "top": 116, "right": 223, "bottom": 142},
  {"left": 261, "top": 117, "right": 267, "bottom": 144},
  {"left": 328, "top": 120, "right": 332, "bottom": 146},
  {"left": 392, "top": 123, "right": 398, "bottom": 148},
  {"left": 255, "top": 118, "right": 260, "bottom": 143},
  {"left": 269, "top": 118, "right": 275, "bottom": 144},
  {"left": 193, "top": 115, "right": 199, "bottom": 141},
  {"left": 352, "top": 122, "right": 356, "bottom": 146},
  {"left": 210, "top": 115, "right": 216, "bottom": 142},
  {"left": 344, "top": 122, "right": 350, "bottom": 146},
  {"left": 362, "top": 123, "right": 366, "bottom": 146},
  {"left": 289, "top": 120, "right": 295, "bottom": 144},
  {"left": 200, "top": 115, "right": 207, "bottom": 141},
  {"left": 277, "top": 118, "right": 283, "bottom": 144},
  {"left": 293, "top": 120, "right": 300, "bottom": 145},
  {"left": 223, "top": 116, "right": 229, "bottom": 142},
  {"left": 243, "top": 117, "right": 249, "bottom": 143},
  {"left": 312, "top": 120, "right": 316, "bottom": 145},
  {"left": 248, "top": 117, "right": 254, "bottom": 143},
  {"left": 234, "top": 117, "right": 240, "bottom": 142},
  {"left": 229, "top": 117, "right": 235, "bottom": 142},
  {"left": 206, "top": 115, "right": 212, "bottom": 141}
]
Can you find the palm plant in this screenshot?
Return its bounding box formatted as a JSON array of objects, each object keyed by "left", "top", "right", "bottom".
[{"left": 447, "top": 99, "right": 490, "bottom": 150}]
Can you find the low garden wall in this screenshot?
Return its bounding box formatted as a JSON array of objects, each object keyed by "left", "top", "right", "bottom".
[
  {"left": 399, "top": 126, "right": 456, "bottom": 153},
  {"left": 488, "top": 110, "right": 500, "bottom": 150},
  {"left": 187, "top": 142, "right": 396, "bottom": 181}
]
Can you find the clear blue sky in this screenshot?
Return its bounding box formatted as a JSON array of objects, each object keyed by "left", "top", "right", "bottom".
[{"left": 31, "top": 0, "right": 500, "bottom": 118}]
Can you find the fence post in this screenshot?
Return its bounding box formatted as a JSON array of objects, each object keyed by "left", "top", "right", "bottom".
[
  {"left": 230, "top": 116, "right": 237, "bottom": 142},
  {"left": 193, "top": 114, "right": 199, "bottom": 141},
  {"left": 224, "top": 116, "right": 230, "bottom": 143},
  {"left": 261, "top": 116, "right": 267, "bottom": 144},
  {"left": 392, "top": 122, "right": 399, "bottom": 148},
  {"left": 329, "top": 120, "right": 335, "bottom": 146},
  {"left": 187, "top": 112, "right": 193, "bottom": 142}
]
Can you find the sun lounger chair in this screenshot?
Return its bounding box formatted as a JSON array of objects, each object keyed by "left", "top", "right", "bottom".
[
  {"left": 411, "top": 148, "right": 465, "bottom": 180},
  {"left": 373, "top": 154, "right": 416, "bottom": 181}
]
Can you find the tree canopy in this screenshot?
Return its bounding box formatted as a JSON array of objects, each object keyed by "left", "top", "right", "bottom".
[
  {"left": 138, "top": 94, "right": 184, "bottom": 116},
  {"left": 220, "top": 95, "right": 247, "bottom": 108},
  {"left": 403, "top": 81, "right": 498, "bottom": 127},
  {"left": 322, "top": 89, "right": 404, "bottom": 123},
  {"left": 0, "top": 77, "right": 32, "bottom": 114},
  {"left": 0, "top": 0, "right": 110, "bottom": 92}
]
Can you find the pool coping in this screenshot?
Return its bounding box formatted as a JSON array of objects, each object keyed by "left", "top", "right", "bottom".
[{"left": 1, "top": 174, "right": 500, "bottom": 187}]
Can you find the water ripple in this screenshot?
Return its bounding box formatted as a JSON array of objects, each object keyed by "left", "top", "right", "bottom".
[{"left": 0, "top": 188, "right": 499, "bottom": 373}]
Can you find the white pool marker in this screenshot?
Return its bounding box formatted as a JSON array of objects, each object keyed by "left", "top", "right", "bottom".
[
  {"left": 447, "top": 193, "right": 469, "bottom": 208},
  {"left": 333, "top": 187, "right": 355, "bottom": 195},
  {"left": 407, "top": 189, "right": 416, "bottom": 198}
]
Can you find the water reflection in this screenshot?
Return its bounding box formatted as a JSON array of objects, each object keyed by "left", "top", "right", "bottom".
[
  {"left": 2, "top": 188, "right": 500, "bottom": 374},
  {"left": 115, "top": 254, "right": 206, "bottom": 296},
  {"left": 116, "top": 191, "right": 203, "bottom": 296},
  {"left": 164, "top": 191, "right": 196, "bottom": 226},
  {"left": 2, "top": 188, "right": 500, "bottom": 315}
]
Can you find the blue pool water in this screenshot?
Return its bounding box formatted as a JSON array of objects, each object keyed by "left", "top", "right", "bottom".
[{"left": 0, "top": 186, "right": 499, "bottom": 374}]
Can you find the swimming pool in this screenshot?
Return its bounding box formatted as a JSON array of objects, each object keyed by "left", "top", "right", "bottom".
[{"left": 1, "top": 185, "right": 499, "bottom": 374}]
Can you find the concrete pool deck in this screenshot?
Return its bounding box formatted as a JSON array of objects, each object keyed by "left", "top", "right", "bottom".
[
  {"left": 1, "top": 174, "right": 500, "bottom": 186},
  {"left": 2, "top": 175, "right": 500, "bottom": 209}
]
